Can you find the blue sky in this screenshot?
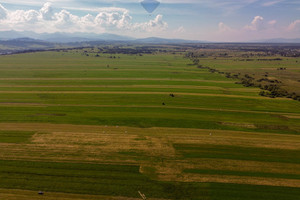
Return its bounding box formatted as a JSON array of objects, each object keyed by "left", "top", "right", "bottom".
[{"left": 0, "top": 0, "right": 299, "bottom": 41}]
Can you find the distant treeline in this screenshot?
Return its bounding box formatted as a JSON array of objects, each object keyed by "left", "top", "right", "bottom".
[{"left": 186, "top": 52, "right": 300, "bottom": 101}]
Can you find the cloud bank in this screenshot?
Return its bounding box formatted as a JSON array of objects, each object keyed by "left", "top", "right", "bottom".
[
  {"left": 0, "top": 2, "right": 168, "bottom": 34},
  {"left": 216, "top": 15, "right": 300, "bottom": 42}
]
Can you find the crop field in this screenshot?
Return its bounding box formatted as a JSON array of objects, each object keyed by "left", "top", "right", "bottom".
[{"left": 0, "top": 48, "right": 299, "bottom": 199}]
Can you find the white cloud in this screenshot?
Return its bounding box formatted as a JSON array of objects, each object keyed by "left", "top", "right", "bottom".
[
  {"left": 268, "top": 20, "right": 277, "bottom": 25},
  {"left": 63, "top": 6, "right": 129, "bottom": 13},
  {"left": 40, "top": 2, "right": 54, "bottom": 20},
  {"left": 95, "top": 11, "right": 131, "bottom": 30},
  {"left": 262, "top": 0, "right": 283, "bottom": 7},
  {"left": 8, "top": 9, "right": 41, "bottom": 24},
  {"left": 218, "top": 22, "right": 233, "bottom": 32},
  {"left": 214, "top": 16, "right": 283, "bottom": 42},
  {"left": 54, "top": 10, "right": 78, "bottom": 29},
  {"left": 244, "top": 16, "right": 264, "bottom": 31},
  {"left": 243, "top": 16, "right": 277, "bottom": 31},
  {"left": 0, "top": 2, "right": 168, "bottom": 34},
  {"left": 133, "top": 15, "right": 168, "bottom": 32},
  {"left": 288, "top": 19, "right": 300, "bottom": 32},
  {"left": 174, "top": 26, "right": 186, "bottom": 33}
]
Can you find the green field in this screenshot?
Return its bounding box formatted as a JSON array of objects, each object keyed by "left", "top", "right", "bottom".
[{"left": 0, "top": 48, "right": 299, "bottom": 199}]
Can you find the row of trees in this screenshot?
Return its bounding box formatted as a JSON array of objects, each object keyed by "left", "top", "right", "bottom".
[{"left": 185, "top": 52, "right": 300, "bottom": 101}]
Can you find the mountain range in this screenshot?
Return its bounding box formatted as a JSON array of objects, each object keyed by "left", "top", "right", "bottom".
[
  {"left": 0, "top": 31, "right": 205, "bottom": 44},
  {"left": 0, "top": 31, "right": 299, "bottom": 45},
  {"left": 0, "top": 31, "right": 134, "bottom": 43}
]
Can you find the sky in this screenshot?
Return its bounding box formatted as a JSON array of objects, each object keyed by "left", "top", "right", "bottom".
[{"left": 0, "top": 0, "right": 299, "bottom": 42}]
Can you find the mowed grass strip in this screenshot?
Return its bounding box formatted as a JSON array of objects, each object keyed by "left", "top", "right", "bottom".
[
  {"left": 0, "top": 70, "right": 219, "bottom": 79},
  {"left": 174, "top": 144, "right": 300, "bottom": 164},
  {"left": 0, "top": 105, "right": 299, "bottom": 134},
  {"left": 209, "top": 183, "right": 300, "bottom": 200},
  {"left": 0, "top": 123, "right": 299, "bottom": 164},
  {"left": 0, "top": 91, "right": 273, "bottom": 100},
  {"left": 0, "top": 78, "right": 233, "bottom": 83},
  {"left": 1, "top": 159, "right": 300, "bottom": 200},
  {"left": 0, "top": 79, "right": 241, "bottom": 87},
  {"left": 0, "top": 92, "right": 298, "bottom": 114},
  {"left": 0, "top": 85, "right": 260, "bottom": 97},
  {"left": 0, "top": 131, "right": 35, "bottom": 143},
  {"left": 0, "top": 160, "right": 210, "bottom": 199},
  {"left": 183, "top": 169, "right": 300, "bottom": 180},
  {"left": 0, "top": 189, "right": 142, "bottom": 200}
]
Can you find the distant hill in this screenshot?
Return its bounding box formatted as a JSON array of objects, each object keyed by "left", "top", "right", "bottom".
[
  {"left": 0, "top": 37, "right": 56, "bottom": 54},
  {"left": 0, "top": 31, "right": 134, "bottom": 43},
  {"left": 0, "top": 31, "right": 203, "bottom": 44},
  {"left": 0, "top": 37, "right": 52, "bottom": 47},
  {"left": 2, "top": 30, "right": 299, "bottom": 44},
  {"left": 40, "top": 32, "right": 134, "bottom": 43},
  {"left": 253, "top": 38, "right": 300, "bottom": 43},
  {"left": 134, "top": 37, "right": 206, "bottom": 44},
  {"left": 1, "top": 31, "right": 299, "bottom": 53}
]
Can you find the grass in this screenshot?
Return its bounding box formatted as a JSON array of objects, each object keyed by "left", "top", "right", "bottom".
[
  {"left": 0, "top": 131, "right": 35, "bottom": 143},
  {"left": 184, "top": 169, "right": 300, "bottom": 180},
  {"left": 0, "top": 159, "right": 299, "bottom": 200},
  {"left": 210, "top": 183, "right": 300, "bottom": 200},
  {"left": 174, "top": 143, "right": 300, "bottom": 163},
  {"left": 0, "top": 103, "right": 298, "bottom": 134},
  {"left": 197, "top": 51, "right": 300, "bottom": 95},
  {"left": 0, "top": 160, "right": 209, "bottom": 199},
  {"left": 0, "top": 48, "right": 299, "bottom": 199}
]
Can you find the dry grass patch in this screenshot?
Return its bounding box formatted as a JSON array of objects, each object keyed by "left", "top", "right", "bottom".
[
  {"left": 220, "top": 122, "right": 257, "bottom": 129},
  {"left": 1, "top": 123, "right": 300, "bottom": 187},
  {"left": 177, "top": 174, "right": 300, "bottom": 188},
  {"left": 0, "top": 123, "right": 176, "bottom": 163},
  {"left": 283, "top": 115, "right": 300, "bottom": 119},
  {"left": 181, "top": 158, "right": 300, "bottom": 175}
]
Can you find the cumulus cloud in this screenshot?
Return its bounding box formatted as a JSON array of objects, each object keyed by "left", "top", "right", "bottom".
[
  {"left": 133, "top": 15, "right": 168, "bottom": 32},
  {"left": 219, "top": 16, "right": 278, "bottom": 34},
  {"left": 268, "top": 20, "right": 277, "bottom": 25},
  {"left": 40, "top": 2, "right": 54, "bottom": 20},
  {"left": 215, "top": 16, "right": 284, "bottom": 42},
  {"left": 174, "top": 26, "right": 186, "bottom": 34},
  {"left": 244, "top": 16, "right": 277, "bottom": 31},
  {"left": 95, "top": 11, "right": 131, "bottom": 29},
  {"left": 218, "top": 22, "right": 233, "bottom": 32},
  {"left": 244, "top": 16, "right": 264, "bottom": 31},
  {"left": 0, "top": 2, "right": 168, "bottom": 34},
  {"left": 288, "top": 20, "right": 300, "bottom": 32}
]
